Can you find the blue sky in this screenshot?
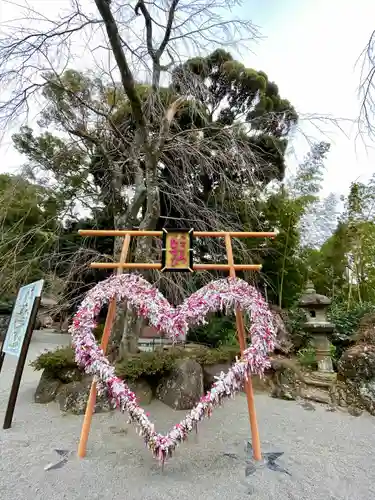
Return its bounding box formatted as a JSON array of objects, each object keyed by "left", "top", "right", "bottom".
[
  {"left": 1, "top": 0, "right": 375, "bottom": 197},
  {"left": 236, "top": 0, "right": 375, "bottom": 195}
]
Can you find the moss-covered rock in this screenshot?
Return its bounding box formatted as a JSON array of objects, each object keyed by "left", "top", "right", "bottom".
[
  {"left": 56, "top": 376, "right": 113, "bottom": 415},
  {"left": 338, "top": 344, "right": 375, "bottom": 380},
  {"left": 34, "top": 370, "right": 62, "bottom": 404},
  {"left": 34, "top": 370, "right": 152, "bottom": 411},
  {"left": 269, "top": 358, "right": 303, "bottom": 401},
  {"left": 202, "top": 362, "right": 232, "bottom": 391},
  {"left": 31, "top": 344, "right": 245, "bottom": 413},
  {"left": 331, "top": 343, "right": 375, "bottom": 416},
  {"left": 353, "top": 312, "right": 375, "bottom": 345},
  {"left": 358, "top": 380, "right": 375, "bottom": 415},
  {"left": 58, "top": 367, "right": 83, "bottom": 384},
  {"left": 330, "top": 380, "right": 365, "bottom": 416},
  {"left": 127, "top": 379, "right": 153, "bottom": 405},
  {"left": 156, "top": 359, "right": 203, "bottom": 410}
]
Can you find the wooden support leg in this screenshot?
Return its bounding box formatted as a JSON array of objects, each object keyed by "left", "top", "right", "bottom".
[
  {"left": 234, "top": 310, "right": 262, "bottom": 461},
  {"left": 77, "top": 234, "right": 131, "bottom": 458},
  {"left": 225, "top": 233, "right": 262, "bottom": 461}
]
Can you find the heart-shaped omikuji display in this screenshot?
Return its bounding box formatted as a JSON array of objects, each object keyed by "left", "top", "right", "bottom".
[{"left": 70, "top": 274, "right": 276, "bottom": 463}]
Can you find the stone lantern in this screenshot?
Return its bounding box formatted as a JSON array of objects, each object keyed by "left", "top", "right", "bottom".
[{"left": 298, "top": 282, "right": 336, "bottom": 382}]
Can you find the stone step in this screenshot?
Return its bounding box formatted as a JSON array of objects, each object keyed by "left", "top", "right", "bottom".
[
  {"left": 299, "top": 386, "right": 331, "bottom": 404},
  {"left": 302, "top": 374, "right": 336, "bottom": 389}
]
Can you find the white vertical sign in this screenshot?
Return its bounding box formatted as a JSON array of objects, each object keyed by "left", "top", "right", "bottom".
[{"left": 2, "top": 280, "right": 44, "bottom": 357}]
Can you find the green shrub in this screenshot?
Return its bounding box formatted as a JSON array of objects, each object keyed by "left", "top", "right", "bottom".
[
  {"left": 30, "top": 344, "right": 241, "bottom": 382},
  {"left": 187, "top": 314, "right": 238, "bottom": 347},
  {"left": 297, "top": 345, "right": 317, "bottom": 369},
  {"left": 116, "top": 345, "right": 241, "bottom": 381},
  {"left": 188, "top": 345, "right": 240, "bottom": 365},
  {"left": 30, "top": 346, "right": 76, "bottom": 376},
  {"left": 328, "top": 300, "right": 375, "bottom": 359},
  {"left": 93, "top": 323, "right": 105, "bottom": 342},
  {"left": 328, "top": 301, "right": 375, "bottom": 339},
  {"left": 115, "top": 350, "right": 181, "bottom": 381},
  {"left": 284, "top": 307, "right": 310, "bottom": 351}
]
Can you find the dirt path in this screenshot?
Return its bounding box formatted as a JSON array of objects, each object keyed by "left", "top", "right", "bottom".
[{"left": 1, "top": 332, "right": 374, "bottom": 500}]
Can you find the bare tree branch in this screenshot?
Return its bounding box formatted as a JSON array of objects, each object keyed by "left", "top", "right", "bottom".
[
  {"left": 358, "top": 30, "right": 375, "bottom": 139},
  {"left": 94, "top": 0, "right": 147, "bottom": 133}
]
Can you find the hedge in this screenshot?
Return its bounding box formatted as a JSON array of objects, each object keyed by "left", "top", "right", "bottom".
[{"left": 31, "top": 344, "right": 241, "bottom": 381}]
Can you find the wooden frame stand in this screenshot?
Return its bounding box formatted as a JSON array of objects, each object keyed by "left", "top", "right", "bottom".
[{"left": 76, "top": 229, "right": 275, "bottom": 461}]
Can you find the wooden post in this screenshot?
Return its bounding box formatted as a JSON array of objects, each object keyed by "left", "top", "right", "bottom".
[
  {"left": 0, "top": 350, "right": 5, "bottom": 374},
  {"left": 3, "top": 297, "right": 41, "bottom": 429},
  {"left": 77, "top": 234, "right": 131, "bottom": 458},
  {"left": 224, "top": 233, "right": 262, "bottom": 461}
]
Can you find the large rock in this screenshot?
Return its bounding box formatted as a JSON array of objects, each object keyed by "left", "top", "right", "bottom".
[
  {"left": 338, "top": 344, "right": 375, "bottom": 380},
  {"left": 330, "top": 380, "right": 358, "bottom": 408},
  {"left": 40, "top": 315, "right": 54, "bottom": 328},
  {"left": 359, "top": 380, "right": 375, "bottom": 415},
  {"left": 202, "top": 362, "right": 231, "bottom": 392},
  {"left": 353, "top": 313, "right": 375, "bottom": 345},
  {"left": 269, "top": 358, "right": 302, "bottom": 400},
  {"left": 127, "top": 378, "right": 153, "bottom": 405},
  {"left": 299, "top": 385, "right": 331, "bottom": 404},
  {"left": 60, "top": 317, "right": 71, "bottom": 332},
  {"left": 250, "top": 374, "right": 270, "bottom": 393},
  {"left": 330, "top": 379, "right": 366, "bottom": 415},
  {"left": 56, "top": 376, "right": 113, "bottom": 415},
  {"left": 58, "top": 367, "right": 83, "bottom": 384},
  {"left": 331, "top": 344, "right": 375, "bottom": 416},
  {"left": 34, "top": 370, "right": 62, "bottom": 404},
  {"left": 156, "top": 359, "right": 203, "bottom": 410},
  {"left": 269, "top": 306, "right": 293, "bottom": 354}
]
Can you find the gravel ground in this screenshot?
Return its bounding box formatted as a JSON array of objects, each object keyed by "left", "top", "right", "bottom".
[{"left": 1, "top": 332, "right": 375, "bottom": 500}]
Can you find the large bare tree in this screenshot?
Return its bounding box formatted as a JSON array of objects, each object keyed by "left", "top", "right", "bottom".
[{"left": 0, "top": 0, "right": 297, "bottom": 355}]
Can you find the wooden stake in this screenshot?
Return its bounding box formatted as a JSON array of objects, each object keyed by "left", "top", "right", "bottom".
[
  {"left": 0, "top": 350, "right": 5, "bottom": 374},
  {"left": 224, "top": 233, "right": 262, "bottom": 462},
  {"left": 77, "top": 234, "right": 131, "bottom": 458},
  {"left": 3, "top": 297, "right": 41, "bottom": 429}
]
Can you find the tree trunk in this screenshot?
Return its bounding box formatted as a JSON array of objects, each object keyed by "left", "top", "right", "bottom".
[
  {"left": 110, "top": 158, "right": 160, "bottom": 358},
  {"left": 118, "top": 308, "right": 143, "bottom": 358},
  {"left": 102, "top": 90, "right": 184, "bottom": 358},
  {"left": 114, "top": 237, "right": 156, "bottom": 359}
]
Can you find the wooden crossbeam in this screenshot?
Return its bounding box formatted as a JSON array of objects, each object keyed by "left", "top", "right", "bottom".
[
  {"left": 79, "top": 229, "right": 276, "bottom": 238},
  {"left": 90, "top": 263, "right": 262, "bottom": 271}
]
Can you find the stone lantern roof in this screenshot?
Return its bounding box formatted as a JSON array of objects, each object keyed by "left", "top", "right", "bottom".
[
  {"left": 298, "top": 282, "right": 331, "bottom": 309},
  {"left": 298, "top": 281, "right": 334, "bottom": 334}
]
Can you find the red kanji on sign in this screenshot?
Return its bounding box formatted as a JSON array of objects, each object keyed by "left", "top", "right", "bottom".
[
  {"left": 161, "top": 229, "right": 193, "bottom": 272},
  {"left": 169, "top": 235, "right": 188, "bottom": 266}
]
